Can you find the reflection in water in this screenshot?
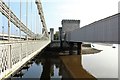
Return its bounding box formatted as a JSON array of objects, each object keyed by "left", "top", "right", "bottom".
[
  {"left": 38, "top": 54, "right": 61, "bottom": 80},
  {"left": 10, "top": 48, "right": 64, "bottom": 79},
  {"left": 30, "top": 50, "right": 63, "bottom": 80},
  {"left": 40, "top": 58, "right": 51, "bottom": 80},
  {"left": 11, "top": 47, "right": 97, "bottom": 80}
]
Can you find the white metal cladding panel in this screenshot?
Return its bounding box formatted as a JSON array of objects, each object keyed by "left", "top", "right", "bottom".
[
  {"left": 118, "top": 14, "right": 120, "bottom": 43},
  {"left": 109, "top": 15, "right": 118, "bottom": 42},
  {"left": 68, "top": 14, "right": 118, "bottom": 43}
]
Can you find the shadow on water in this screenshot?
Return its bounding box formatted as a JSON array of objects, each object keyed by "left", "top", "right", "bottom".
[
  {"left": 7, "top": 44, "right": 97, "bottom": 80},
  {"left": 35, "top": 48, "right": 63, "bottom": 80},
  {"left": 7, "top": 47, "right": 66, "bottom": 80}
]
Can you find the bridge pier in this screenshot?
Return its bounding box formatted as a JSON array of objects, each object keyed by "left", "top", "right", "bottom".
[
  {"left": 77, "top": 42, "right": 82, "bottom": 55},
  {"left": 69, "top": 42, "right": 82, "bottom": 55},
  {"left": 59, "top": 27, "right": 63, "bottom": 49},
  {"left": 69, "top": 42, "right": 74, "bottom": 55},
  {"left": 50, "top": 28, "right": 54, "bottom": 42},
  {"left": 77, "top": 42, "right": 82, "bottom": 65}
]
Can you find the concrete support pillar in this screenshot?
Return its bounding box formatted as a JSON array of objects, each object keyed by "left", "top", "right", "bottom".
[
  {"left": 77, "top": 42, "right": 82, "bottom": 55},
  {"left": 69, "top": 42, "right": 74, "bottom": 55},
  {"left": 59, "top": 27, "right": 63, "bottom": 49},
  {"left": 77, "top": 42, "right": 82, "bottom": 66},
  {"left": 50, "top": 28, "right": 54, "bottom": 42}
]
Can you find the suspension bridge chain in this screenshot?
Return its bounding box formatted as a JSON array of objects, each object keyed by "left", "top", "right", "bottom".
[
  {"left": 35, "top": 0, "right": 49, "bottom": 38},
  {"left": 0, "top": 0, "right": 35, "bottom": 39},
  {"left": 0, "top": 0, "right": 49, "bottom": 39}
]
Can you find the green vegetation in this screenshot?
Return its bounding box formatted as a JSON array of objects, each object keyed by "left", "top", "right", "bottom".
[{"left": 54, "top": 31, "right": 59, "bottom": 40}]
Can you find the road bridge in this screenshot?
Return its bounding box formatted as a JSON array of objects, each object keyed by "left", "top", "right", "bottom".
[
  {"left": 0, "top": 0, "right": 51, "bottom": 79},
  {"left": 65, "top": 14, "right": 119, "bottom": 44}
]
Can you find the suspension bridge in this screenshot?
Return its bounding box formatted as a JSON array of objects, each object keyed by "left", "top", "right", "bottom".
[
  {"left": 0, "top": 0, "right": 119, "bottom": 79},
  {"left": 0, "top": 0, "right": 50, "bottom": 79}
]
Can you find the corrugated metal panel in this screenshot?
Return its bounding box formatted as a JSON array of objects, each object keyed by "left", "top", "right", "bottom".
[{"left": 66, "top": 14, "right": 119, "bottom": 44}]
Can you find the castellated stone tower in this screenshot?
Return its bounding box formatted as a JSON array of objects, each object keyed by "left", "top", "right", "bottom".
[{"left": 61, "top": 20, "right": 80, "bottom": 40}]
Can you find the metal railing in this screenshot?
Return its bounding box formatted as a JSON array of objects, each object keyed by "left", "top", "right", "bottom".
[{"left": 0, "top": 40, "right": 50, "bottom": 78}]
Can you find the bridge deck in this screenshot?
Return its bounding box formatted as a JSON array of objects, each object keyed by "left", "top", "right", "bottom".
[{"left": 0, "top": 40, "right": 50, "bottom": 79}]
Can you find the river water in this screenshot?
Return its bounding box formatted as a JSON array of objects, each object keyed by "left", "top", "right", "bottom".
[
  {"left": 11, "top": 44, "right": 118, "bottom": 79},
  {"left": 83, "top": 44, "right": 118, "bottom": 78}
]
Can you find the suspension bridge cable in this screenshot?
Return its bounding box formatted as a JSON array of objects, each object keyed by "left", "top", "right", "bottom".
[
  {"left": 35, "top": 13, "right": 37, "bottom": 34},
  {"left": 20, "top": 0, "right": 21, "bottom": 40},
  {"left": 35, "top": 0, "right": 49, "bottom": 38},
  {"left": 36, "top": 12, "right": 37, "bottom": 34},
  {"left": 31, "top": 0, "right": 32, "bottom": 32},
  {"left": 8, "top": 0, "right": 10, "bottom": 41},
  {"left": 34, "top": 11, "right": 36, "bottom": 34},
  {"left": 2, "top": 15, "right": 5, "bottom": 40},
  {"left": 26, "top": 0, "right": 28, "bottom": 40}
]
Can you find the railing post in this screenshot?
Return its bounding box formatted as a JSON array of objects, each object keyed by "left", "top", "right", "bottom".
[
  {"left": 20, "top": 43, "right": 22, "bottom": 61},
  {"left": 26, "top": 0, "right": 28, "bottom": 40},
  {"left": 69, "top": 42, "right": 74, "bottom": 55},
  {"left": 8, "top": 45, "right": 12, "bottom": 69}
]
